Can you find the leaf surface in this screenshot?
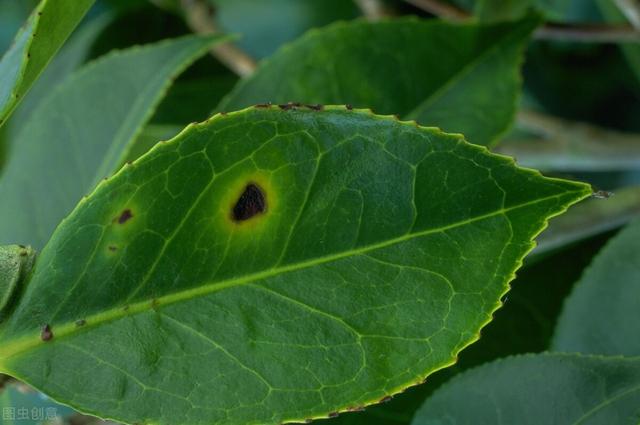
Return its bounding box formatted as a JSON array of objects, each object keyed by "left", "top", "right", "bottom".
[
  {"left": 0, "top": 106, "right": 589, "bottom": 424},
  {"left": 0, "top": 35, "right": 227, "bottom": 249},
  {"left": 552, "top": 218, "right": 640, "bottom": 356},
  {"left": 0, "top": 0, "right": 95, "bottom": 127},
  {"left": 217, "top": 16, "right": 540, "bottom": 147},
  {"left": 412, "top": 353, "right": 640, "bottom": 425}
]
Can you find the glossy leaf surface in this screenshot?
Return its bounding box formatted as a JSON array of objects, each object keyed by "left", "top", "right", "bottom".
[
  {"left": 0, "top": 35, "right": 226, "bottom": 249},
  {"left": 412, "top": 353, "right": 640, "bottom": 425},
  {"left": 553, "top": 218, "right": 640, "bottom": 356},
  {"left": 218, "top": 16, "right": 540, "bottom": 147},
  {"left": 0, "top": 106, "right": 590, "bottom": 424},
  {"left": 0, "top": 0, "right": 94, "bottom": 127}
]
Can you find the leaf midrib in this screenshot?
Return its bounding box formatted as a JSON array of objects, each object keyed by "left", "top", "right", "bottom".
[{"left": 0, "top": 189, "right": 585, "bottom": 363}]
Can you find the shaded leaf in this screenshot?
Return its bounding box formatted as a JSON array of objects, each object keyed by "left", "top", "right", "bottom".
[
  {"left": 552, "top": 218, "right": 640, "bottom": 356},
  {"left": 0, "top": 34, "right": 227, "bottom": 249},
  {"left": 0, "top": 0, "right": 95, "bottom": 127},
  {"left": 218, "top": 15, "right": 541, "bottom": 147},
  {"left": 412, "top": 353, "right": 640, "bottom": 425},
  {"left": 0, "top": 106, "right": 589, "bottom": 424}
]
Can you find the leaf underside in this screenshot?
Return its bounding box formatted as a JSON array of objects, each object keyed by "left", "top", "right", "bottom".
[{"left": 0, "top": 107, "right": 589, "bottom": 425}]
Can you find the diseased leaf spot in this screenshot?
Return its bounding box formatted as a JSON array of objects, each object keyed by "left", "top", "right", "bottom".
[
  {"left": 40, "top": 324, "right": 53, "bottom": 341},
  {"left": 108, "top": 245, "right": 118, "bottom": 252},
  {"left": 75, "top": 319, "right": 86, "bottom": 327},
  {"left": 118, "top": 209, "right": 133, "bottom": 224},
  {"left": 232, "top": 183, "right": 266, "bottom": 222}
]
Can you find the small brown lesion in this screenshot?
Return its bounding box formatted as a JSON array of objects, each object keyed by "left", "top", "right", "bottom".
[
  {"left": 232, "top": 183, "right": 267, "bottom": 222},
  {"left": 40, "top": 324, "right": 53, "bottom": 341}
]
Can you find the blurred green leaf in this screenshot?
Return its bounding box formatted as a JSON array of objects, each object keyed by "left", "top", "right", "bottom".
[
  {"left": 0, "top": 383, "right": 75, "bottom": 425},
  {"left": 1, "top": 12, "right": 113, "bottom": 171},
  {"left": 0, "top": 0, "right": 95, "bottom": 127},
  {"left": 412, "top": 353, "right": 640, "bottom": 425},
  {"left": 0, "top": 35, "right": 227, "bottom": 249},
  {"left": 553, "top": 218, "right": 640, "bottom": 356},
  {"left": 218, "top": 15, "right": 541, "bottom": 147},
  {"left": 0, "top": 106, "right": 589, "bottom": 425}
]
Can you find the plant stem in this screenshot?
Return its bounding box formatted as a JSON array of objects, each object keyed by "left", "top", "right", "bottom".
[
  {"left": 403, "top": 0, "right": 640, "bottom": 43},
  {"left": 180, "top": 0, "right": 257, "bottom": 77}
]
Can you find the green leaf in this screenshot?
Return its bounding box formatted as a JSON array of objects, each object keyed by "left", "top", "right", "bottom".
[
  {"left": 0, "top": 245, "right": 35, "bottom": 319},
  {"left": 0, "top": 34, "right": 227, "bottom": 250},
  {"left": 217, "top": 15, "right": 541, "bottom": 147},
  {"left": 552, "top": 218, "right": 640, "bottom": 357},
  {"left": 412, "top": 353, "right": 640, "bottom": 425},
  {"left": 0, "top": 0, "right": 95, "bottom": 127},
  {"left": 0, "top": 106, "right": 589, "bottom": 424},
  {"left": 1, "top": 12, "right": 114, "bottom": 172}
]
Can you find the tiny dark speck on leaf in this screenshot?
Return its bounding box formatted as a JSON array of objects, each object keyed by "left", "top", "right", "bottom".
[
  {"left": 380, "top": 396, "right": 392, "bottom": 403},
  {"left": 232, "top": 183, "right": 266, "bottom": 221},
  {"left": 118, "top": 209, "right": 133, "bottom": 224},
  {"left": 108, "top": 245, "right": 118, "bottom": 252},
  {"left": 328, "top": 412, "right": 339, "bottom": 418},
  {"left": 75, "top": 319, "right": 86, "bottom": 327},
  {"left": 41, "top": 324, "right": 53, "bottom": 341},
  {"left": 345, "top": 104, "right": 353, "bottom": 110}
]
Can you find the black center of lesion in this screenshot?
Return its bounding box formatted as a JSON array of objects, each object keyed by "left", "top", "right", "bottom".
[{"left": 232, "top": 183, "right": 266, "bottom": 222}]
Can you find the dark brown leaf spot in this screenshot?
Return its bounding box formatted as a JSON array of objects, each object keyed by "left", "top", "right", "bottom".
[
  {"left": 255, "top": 102, "right": 272, "bottom": 108},
  {"left": 306, "top": 104, "right": 323, "bottom": 111},
  {"left": 380, "top": 396, "right": 392, "bottom": 403},
  {"left": 232, "top": 183, "right": 266, "bottom": 222},
  {"left": 118, "top": 209, "right": 133, "bottom": 224},
  {"left": 108, "top": 245, "right": 118, "bottom": 252},
  {"left": 41, "top": 324, "right": 53, "bottom": 341},
  {"left": 345, "top": 104, "right": 353, "bottom": 110}
]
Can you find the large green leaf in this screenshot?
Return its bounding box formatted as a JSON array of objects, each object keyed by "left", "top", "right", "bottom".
[
  {"left": 0, "top": 34, "right": 227, "bottom": 250},
  {"left": 552, "top": 218, "right": 640, "bottom": 356},
  {"left": 412, "top": 353, "right": 640, "bottom": 425},
  {"left": 218, "top": 15, "right": 541, "bottom": 147},
  {"left": 0, "top": 106, "right": 589, "bottom": 424},
  {"left": 0, "top": 0, "right": 95, "bottom": 127}
]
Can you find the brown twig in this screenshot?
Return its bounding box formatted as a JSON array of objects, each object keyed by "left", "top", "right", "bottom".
[
  {"left": 404, "top": 0, "right": 640, "bottom": 43},
  {"left": 180, "top": 0, "right": 257, "bottom": 77}
]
